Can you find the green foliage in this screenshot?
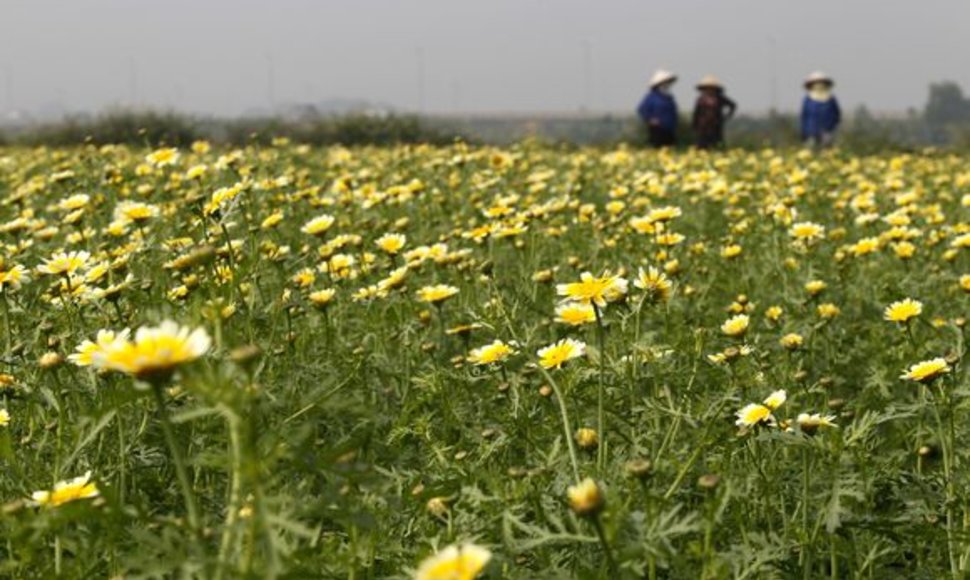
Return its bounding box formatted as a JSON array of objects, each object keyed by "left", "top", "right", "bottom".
[{"left": 0, "top": 143, "right": 969, "bottom": 577}]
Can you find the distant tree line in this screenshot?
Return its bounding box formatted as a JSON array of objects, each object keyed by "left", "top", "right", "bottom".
[
  {"left": 3, "top": 81, "right": 970, "bottom": 149},
  {"left": 0, "top": 111, "right": 453, "bottom": 147}
]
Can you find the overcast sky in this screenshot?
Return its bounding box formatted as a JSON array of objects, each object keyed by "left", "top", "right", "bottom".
[{"left": 2, "top": 0, "right": 969, "bottom": 117}]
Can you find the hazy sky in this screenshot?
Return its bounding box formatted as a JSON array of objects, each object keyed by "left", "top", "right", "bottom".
[{"left": 2, "top": 0, "right": 969, "bottom": 117}]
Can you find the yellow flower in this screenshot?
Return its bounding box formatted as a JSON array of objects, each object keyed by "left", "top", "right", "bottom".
[
  {"left": 537, "top": 338, "right": 586, "bottom": 369},
  {"left": 69, "top": 329, "right": 131, "bottom": 367},
  {"left": 817, "top": 303, "right": 841, "bottom": 319},
  {"left": 467, "top": 340, "right": 517, "bottom": 365},
  {"left": 0, "top": 408, "right": 9, "bottom": 427},
  {"left": 789, "top": 221, "right": 825, "bottom": 241},
  {"left": 796, "top": 413, "right": 837, "bottom": 435},
  {"left": 377, "top": 266, "right": 409, "bottom": 292},
  {"left": 721, "top": 314, "right": 750, "bottom": 337},
  {"left": 656, "top": 232, "right": 685, "bottom": 246},
  {"left": 850, "top": 237, "right": 880, "bottom": 256},
  {"left": 38, "top": 251, "right": 90, "bottom": 276},
  {"left": 556, "top": 272, "right": 628, "bottom": 307},
  {"left": 292, "top": 268, "right": 316, "bottom": 288},
  {"left": 901, "top": 358, "right": 950, "bottom": 383},
  {"left": 765, "top": 306, "right": 783, "bottom": 321},
  {"left": 57, "top": 193, "right": 91, "bottom": 211},
  {"left": 417, "top": 284, "right": 459, "bottom": 304},
  {"left": 78, "top": 321, "right": 210, "bottom": 382},
  {"left": 566, "top": 477, "right": 604, "bottom": 516},
  {"left": 735, "top": 403, "right": 773, "bottom": 427},
  {"left": 884, "top": 298, "right": 922, "bottom": 323},
  {"left": 146, "top": 147, "right": 180, "bottom": 167},
  {"left": 961, "top": 274, "right": 970, "bottom": 293},
  {"left": 309, "top": 288, "right": 336, "bottom": 307},
  {"left": 647, "top": 205, "right": 682, "bottom": 223},
  {"left": 204, "top": 185, "right": 244, "bottom": 216},
  {"left": 261, "top": 211, "right": 284, "bottom": 229},
  {"left": 780, "top": 333, "right": 803, "bottom": 350},
  {"left": 185, "top": 164, "right": 207, "bottom": 179},
  {"left": 893, "top": 241, "right": 916, "bottom": 259},
  {"left": 31, "top": 471, "right": 99, "bottom": 507},
  {"left": 629, "top": 216, "right": 656, "bottom": 235},
  {"left": 0, "top": 262, "right": 29, "bottom": 291},
  {"left": 763, "top": 389, "right": 787, "bottom": 410},
  {"left": 376, "top": 233, "right": 407, "bottom": 255},
  {"left": 575, "top": 427, "right": 599, "bottom": 449},
  {"left": 633, "top": 267, "right": 672, "bottom": 302},
  {"left": 301, "top": 214, "right": 336, "bottom": 236},
  {"left": 720, "top": 244, "right": 743, "bottom": 259},
  {"left": 555, "top": 302, "right": 597, "bottom": 326},
  {"left": 114, "top": 201, "right": 159, "bottom": 224},
  {"left": 804, "top": 280, "right": 827, "bottom": 296},
  {"left": 415, "top": 543, "right": 492, "bottom": 580}
]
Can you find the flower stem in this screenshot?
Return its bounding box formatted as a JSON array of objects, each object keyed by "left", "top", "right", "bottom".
[
  {"left": 591, "top": 516, "right": 618, "bottom": 577},
  {"left": 152, "top": 383, "right": 201, "bottom": 533},
  {"left": 801, "top": 446, "right": 812, "bottom": 579},
  {"left": 593, "top": 304, "right": 607, "bottom": 473},
  {"left": 216, "top": 410, "right": 244, "bottom": 580},
  {"left": 538, "top": 367, "right": 581, "bottom": 481}
]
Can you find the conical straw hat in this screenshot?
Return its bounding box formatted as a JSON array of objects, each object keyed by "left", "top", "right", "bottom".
[
  {"left": 696, "top": 74, "right": 723, "bottom": 90},
  {"left": 649, "top": 69, "right": 677, "bottom": 88},
  {"left": 804, "top": 71, "right": 834, "bottom": 88}
]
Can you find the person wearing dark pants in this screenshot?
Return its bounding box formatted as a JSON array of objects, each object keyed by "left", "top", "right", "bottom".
[
  {"left": 692, "top": 75, "right": 737, "bottom": 149},
  {"left": 637, "top": 69, "right": 679, "bottom": 148}
]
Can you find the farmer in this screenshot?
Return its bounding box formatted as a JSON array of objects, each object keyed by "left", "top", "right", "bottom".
[
  {"left": 800, "top": 71, "right": 841, "bottom": 148},
  {"left": 691, "top": 75, "right": 737, "bottom": 148},
  {"left": 637, "top": 69, "right": 679, "bottom": 147}
]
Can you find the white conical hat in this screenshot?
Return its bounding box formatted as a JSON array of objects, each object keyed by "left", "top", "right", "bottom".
[
  {"left": 696, "top": 74, "right": 722, "bottom": 89},
  {"left": 649, "top": 69, "right": 677, "bottom": 88},
  {"left": 804, "top": 71, "right": 833, "bottom": 88}
]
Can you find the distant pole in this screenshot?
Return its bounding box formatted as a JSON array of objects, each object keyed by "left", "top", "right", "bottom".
[
  {"left": 416, "top": 46, "right": 426, "bottom": 114},
  {"left": 582, "top": 40, "right": 592, "bottom": 112}
]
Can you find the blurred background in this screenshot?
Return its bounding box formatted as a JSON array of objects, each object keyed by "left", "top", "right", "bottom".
[{"left": 3, "top": 0, "right": 970, "bottom": 148}]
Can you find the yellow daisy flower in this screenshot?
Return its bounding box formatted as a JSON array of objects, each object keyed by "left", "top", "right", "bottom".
[
  {"left": 467, "top": 340, "right": 517, "bottom": 366},
  {"left": 416, "top": 284, "right": 459, "bottom": 304},
  {"left": 537, "top": 338, "right": 586, "bottom": 370},
  {"left": 31, "top": 471, "right": 99, "bottom": 507},
  {"left": 415, "top": 543, "right": 492, "bottom": 580},
  {"left": 901, "top": 358, "right": 950, "bottom": 383},
  {"left": 884, "top": 298, "right": 922, "bottom": 323},
  {"left": 721, "top": 314, "right": 750, "bottom": 337}
]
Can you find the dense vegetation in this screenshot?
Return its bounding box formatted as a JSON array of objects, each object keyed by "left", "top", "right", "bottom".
[{"left": 1, "top": 142, "right": 970, "bottom": 578}]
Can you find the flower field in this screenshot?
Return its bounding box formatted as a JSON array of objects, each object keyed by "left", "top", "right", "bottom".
[{"left": 2, "top": 141, "right": 970, "bottom": 578}]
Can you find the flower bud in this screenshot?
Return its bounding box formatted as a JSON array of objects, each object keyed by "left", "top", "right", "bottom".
[{"left": 567, "top": 478, "right": 604, "bottom": 517}]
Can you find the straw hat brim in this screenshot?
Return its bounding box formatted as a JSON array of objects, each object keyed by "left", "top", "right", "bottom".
[
  {"left": 803, "top": 77, "right": 834, "bottom": 88},
  {"left": 650, "top": 74, "right": 678, "bottom": 88}
]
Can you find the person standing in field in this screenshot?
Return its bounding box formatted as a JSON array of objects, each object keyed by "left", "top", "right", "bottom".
[
  {"left": 800, "top": 71, "right": 841, "bottom": 148},
  {"left": 691, "top": 75, "right": 737, "bottom": 148},
  {"left": 637, "top": 69, "right": 679, "bottom": 147}
]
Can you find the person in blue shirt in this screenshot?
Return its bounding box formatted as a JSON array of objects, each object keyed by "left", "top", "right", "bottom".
[
  {"left": 637, "top": 69, "right": 679, "bottom": 147},
  {"left": 800, "top": 71, "right": 841, "bottom": 148}
]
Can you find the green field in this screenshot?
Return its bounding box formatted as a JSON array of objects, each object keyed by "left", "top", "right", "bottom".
[{"left": 1, "top": 142, "right": 969, "bottom": 578}]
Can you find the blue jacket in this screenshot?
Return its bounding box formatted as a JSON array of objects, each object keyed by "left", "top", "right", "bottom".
[
  {"left": 800, "top": 96, "right": 841, "bottom": 138},
  {"left": 637, "top": 90, "right": 678, "bottom": 132}
]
